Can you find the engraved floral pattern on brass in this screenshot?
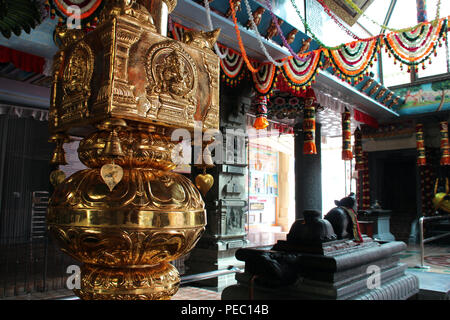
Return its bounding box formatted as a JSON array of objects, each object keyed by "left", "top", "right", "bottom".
[
  {"left": 75, "top": 263, "right": 180, "bottom": 300},
  {"left": 78, "top": 129, "right": 176, "bottom": 170},
  {"left": 48, "top": 169, "right": 205, "bottom": 228},
  {"left": 48, "top": 164, "right": 206, "bottom": 299},
  {"left": 48, "top": 225, "right": 205, "bottom": 267}
]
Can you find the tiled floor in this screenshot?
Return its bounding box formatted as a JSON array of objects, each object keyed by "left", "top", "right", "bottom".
[
  {"left": 172, "top": 287, "right": 222, "bottom": 300},
  {"left": 400, "top": 243, "right": 450, "bottom": 274},
  {"left": 0, "top": 286, "right": 222, "bottom": 300}
]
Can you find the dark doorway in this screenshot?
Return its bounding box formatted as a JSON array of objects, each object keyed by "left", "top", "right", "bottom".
[{"left": 370, "top": 149, "right": 419, "bottom": 242}]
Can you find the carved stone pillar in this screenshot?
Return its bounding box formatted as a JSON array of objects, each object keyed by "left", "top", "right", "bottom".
[
  {"left": 186, "top": 85, "right": 250, "bottom": 289},
  {"left": 294, "top": 122, "right": 322, "bottom": 219}
]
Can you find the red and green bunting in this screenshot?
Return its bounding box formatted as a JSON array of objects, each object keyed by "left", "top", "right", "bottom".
[
  {"left": 342, "top": 108, "right": 353, "bottom": 160},
  {"left": 384, "top": 19, "right": 447, "bottom": 70},
  {"left": 47, "top": 0, "right": 104, "bottom": 28},
  {"left": 354, "top": 127, "right": 364, "bottom": 171},
  {"left": 253, "top": 95, "right": 269, "bottom": 130},
  {"left": 327, "top": 37, "right": 380, "bottom": 83},
  {"left": 416, "top": 123, "right": 426, "bottom": 166},
  {"left": 440, "top": 121, "right": 450, "bottom": 165},
  {"left": 303, "top": 94, "right": 317, "bottom": 155}
]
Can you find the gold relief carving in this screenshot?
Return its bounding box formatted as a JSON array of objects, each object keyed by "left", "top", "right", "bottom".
[
  {"left": 54, "top": 24, "right": 85, "bottom": 49},
  {"left": 98, "top": 0, "right": 152, "bottom": 25},
  {"left": 383, "top": 92, "right": 394, "bottom": 104},
  {"left": 182, "top": 28, "right": 221, "bottom": 52},
  {"left": 146, "top": 41, "right": 197, "bottom": 101},
  {"left": 77, "top": 129, "right": 176, "bottom": 170},
  {"left": 75, "top": 263, "right": 179, "bottom": 300},
  {"left": 369, "top": 83, "right": 381, "bottom": 97},
  {"left": 112, "top": 81, "right": 136, "bottom": 107},
  {"left": 161, "top": 0, "right": 178, "bottom": 13},
  {"left": 361, "top": 78, "right": 374, "bottom": 92},
  {"left": 48, "top": 225, "right": 205, "bottom": 267},
  {"left": 48, "top": 169, "right": 205, "bottom": 216},
  {"left": 49, "top": 51, "right": 65, "bottom": 130},
  {"left": 376, "top": 88, "right": 387, "bottom": 100},
  {"left": 61, "top": 41, "right": 94, "bottom": 122}
]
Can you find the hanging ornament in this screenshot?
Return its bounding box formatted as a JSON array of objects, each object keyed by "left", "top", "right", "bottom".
[
  {"left": 100, "top": 162, "right": 124, "bottom": 192},
  {"left": 303, "top": 94, "right": 317, "bottom": 154},
  {"left": 253, "top": 95, "right": 269, "bottom": 130},
  {"left": 342, "top": 108, "right": 353, "bottom": 160},
  {"left": 242, "top": 0, "right": 286, "bottom": 67},
  {"left": 99, "top": 119, "right": 126, "bottom": 191},
  {"left": 48, "top": 133, "right": 70, "bottom": 187},
  {"left": 361, "top": 152, "right": 370, "bottom": 210},
  {"left": 354, "top": 127, "right": 364, "bottom": 170},
  {"left": 439, "top": 121, "right": 450, "bottom": 165},
  {"left": 50, "top": 169, "right": 66, "bottom": 187},
  {"left": 384, "top": 18, "right": 447, "bottom": 67},
  {"left": 195, "top": 168, "right": 215, "bottom": 197},
  {"left": 252, "top": 63, "right": 278, "bottom": 95},
  {"left": 226, "top": 0, "right": 241, "bottom": 18},
  {"left": 49, "top": 133, "right": 69, "bottom": 166},
  {"left": 194, "top": 138, "right": 215, "bottom": 197},
  {"left": 416, "top": 123, "right": 427, "bottom": 166},
  {"left": 229, "top": 0, "right": 262, "bottom": 73},
  {"left": 327, "top": 37, "right": 381, "bottom": 79}
]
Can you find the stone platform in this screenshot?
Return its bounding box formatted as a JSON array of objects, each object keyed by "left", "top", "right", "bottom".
[{"left": 221, "top": 237, "right": 419, "bottom": 300}]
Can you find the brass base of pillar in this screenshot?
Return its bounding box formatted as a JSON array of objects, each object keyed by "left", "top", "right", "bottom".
[
  {"left": 75, "top": 263, "right": 179, "bottom": 300},
  {"left": 48, "top": 148, "right": 206, "bottom": 299}
]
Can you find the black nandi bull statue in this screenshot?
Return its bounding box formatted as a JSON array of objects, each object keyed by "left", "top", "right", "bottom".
[
  {"left": 324, "top": 192, "right": 364, "bottom": 243},
  {"left": 233, "top": 193, "right": 366, "bottom": 287}
]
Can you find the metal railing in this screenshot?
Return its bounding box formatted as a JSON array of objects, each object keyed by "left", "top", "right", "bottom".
[
  {"left": 57, "top": 265, "right": 243, "bottom": 300},
  {"left": 415, "top": 214, "right": 450, "bottom": 269}
]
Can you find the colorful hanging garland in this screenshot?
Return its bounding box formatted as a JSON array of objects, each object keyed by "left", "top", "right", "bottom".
[
  {"left": 342, "top": 108, "right": 353, "bottom": 160},
  {"left": 252, "top": 62, "right": 278, "bottom": 95},
  {"left": 288, "top": 0, "right": 379, "bottom": 51},
  {"left": 242, "top": 0, "right": 286, "bottom": 67},
  {"left": 439, "top": 121, "right": 450, "bottom": 165},
  {"left": 303, "top": 94, "right": 317, "bottom": 154},
  {"left": 361, "top": 152, "right": 370, "bottom": 210},
  {"left": 203, "top": 0, "right": 228, "bottom": 60},
  {"left": 280, "top": 50, "right": 323, "bottom": 90},
  {"left": 384, "top": 18, "right": 447, "bottom": 68},
  {"left": 264, "top": 0, "right": 311, "bottom": 61},
  {"left": 268, "top": 91, "right": 304, "bottom": 119},
  {"left": 327, "top": 37, "right": 380, "bottom": 80},
  {"left": 416, "top": 123, "right": 427, "bottom": 166},
  {"left": 171, "top": 22, "right": 248, "bottom": 87},
  {"left": 253, "top": 95, "right": 269, "bottom": 130},
  {"left": 47, "top": 0, "right": 103, "bottom": 28},
  {"left": 229, "top": 0, "right": 262, "bottom": 73},
  {"left": 354, "top": 127, "right": 364, "bottom": 171},
  {"left": 219, "top": 45, "right": 247, "bottom": 86}
]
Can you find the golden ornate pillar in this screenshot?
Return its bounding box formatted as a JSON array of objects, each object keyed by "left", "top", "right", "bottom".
[{"left": 47, "top": 0, "right": 220, "bottom": 300}]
